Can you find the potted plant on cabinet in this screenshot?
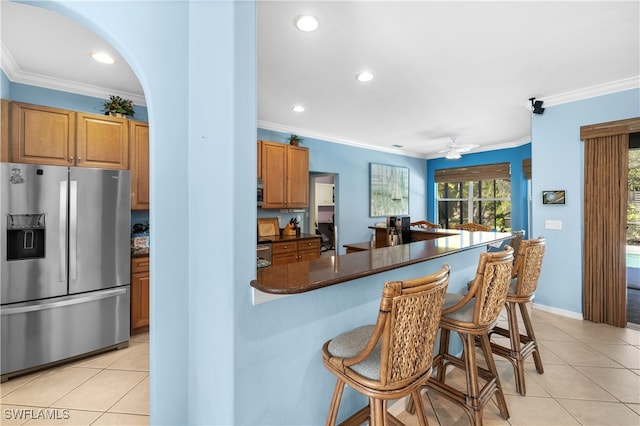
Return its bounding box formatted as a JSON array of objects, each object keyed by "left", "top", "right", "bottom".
[
  {"left": 286, "top": 134, "right": 303, "bottom": 146},
  {"left": 103, "top": 95, "right": 135, "bottom": 117}
]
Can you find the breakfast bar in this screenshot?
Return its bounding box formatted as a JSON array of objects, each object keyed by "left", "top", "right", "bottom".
[{"left": 251, "top": 229, "right": 512, "bottom": 295}]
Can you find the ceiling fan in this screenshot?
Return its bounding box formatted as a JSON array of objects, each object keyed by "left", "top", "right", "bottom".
[{"left": 439, "top": 139, "right": 479, "bottom": 160}]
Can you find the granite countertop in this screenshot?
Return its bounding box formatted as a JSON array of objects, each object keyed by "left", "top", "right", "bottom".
[
  {"left": 131, "top": 250, "right": 149, "bottom": 258},
  {"left": 257, "top": 233, "right": 320, "bottom": 244},
  {"left": 251, "top": 230, "right": 512, "bottom": 294}
]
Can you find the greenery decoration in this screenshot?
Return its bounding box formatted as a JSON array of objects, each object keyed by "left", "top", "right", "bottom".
[
  {"left": 286, "top": 134, "right": 303, "bottom": 145},
  {"left": 103, "top": 95, "right": 135, "bottom": 116}
]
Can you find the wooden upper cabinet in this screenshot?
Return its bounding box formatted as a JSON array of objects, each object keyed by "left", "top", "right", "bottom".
[
  {"left": 11, "top": 102, "right": 76, "bottom": 166},
  {"left": 257, "top": 140, "right": 262, "bottom": 179},
  {"left": 287, "top": 145, "right": 309, "bottom": 208},
  {"left": 262, "top": 141, "right": 287, "bottom": 207},
  {"left": 76, "top": 112, "right": 129, "bottom": 169},
  {"left": 130, "top": 121, "right": 150, "bottom": 210},
  {"left": 260, "top": 141, "right": 309, "bottom": 209},
  {"left": 1, "top": 100, "right": 9, "bottom": 162},
  {"left": 9, "top": 102, "right": 129, "bottom": 170}
]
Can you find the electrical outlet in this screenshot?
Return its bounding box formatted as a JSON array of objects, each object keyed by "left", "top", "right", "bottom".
[{"left": 545, "top": 220, "right": 562, "bottom": 230}]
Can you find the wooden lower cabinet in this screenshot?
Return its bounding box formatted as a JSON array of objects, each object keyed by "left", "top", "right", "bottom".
[
  {"left": 131, "top": 256, "right": 150, "bottom": 334},
  {"left": 271, "top": 237, "right": 321, "bottom": 266}
]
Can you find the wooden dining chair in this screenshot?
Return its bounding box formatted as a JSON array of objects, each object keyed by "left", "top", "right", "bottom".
[
  {"left": 452, "top": 223, "right": 492, "bottom": 232},
  {"left": 411, "top": 247, "right": 513, "bottom": 426},
  {"left": 410, "top": 220, "right": 441, "bottom": 229},
  {"left": 489, "top": 237, "right": 546, "bottom": 395},
  {"left": 322, "top": 265, "right": 450, "bottom": 426}
]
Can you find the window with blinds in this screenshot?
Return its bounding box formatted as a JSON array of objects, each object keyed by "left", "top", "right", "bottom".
[{"left": 436, "top": 162, "right": 512, "bottom": 231}]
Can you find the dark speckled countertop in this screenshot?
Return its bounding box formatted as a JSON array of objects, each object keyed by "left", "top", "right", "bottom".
[
  {"left": 257, "top": 233, "right": 319, "bottom": 243},
  {"left": 251, "top": 230, "right": 511, "bottom": 294}
]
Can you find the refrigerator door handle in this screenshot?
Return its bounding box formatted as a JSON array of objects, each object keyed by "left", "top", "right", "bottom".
[
  {"left": 59, "top": 181, "right": 67, "bottom": 282},
  {"left": 0, "top": 287, "right": 128, "bottom": 315},
  {"left": 69, "top": 180, "right": 78, "bottom": 280}
]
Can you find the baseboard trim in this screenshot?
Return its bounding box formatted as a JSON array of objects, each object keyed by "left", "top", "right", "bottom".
[{"left": 532, "top": 302, "right": 583, "bottom": 320}]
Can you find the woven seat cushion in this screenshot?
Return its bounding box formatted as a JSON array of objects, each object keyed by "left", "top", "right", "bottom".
[
  {"left": 327, "top": 325, "right": 381, "bottom": 380},
  {"left": 442, "top": 293, "right": 475, "bottom": 322}
]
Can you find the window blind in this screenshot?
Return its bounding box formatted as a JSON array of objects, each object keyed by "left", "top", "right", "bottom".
[
  {"left": 434, "top": 162, "right": 511, "bottom": 183},
  {"left": 522, "top": 158, "right": 531, "bottom": 180}
]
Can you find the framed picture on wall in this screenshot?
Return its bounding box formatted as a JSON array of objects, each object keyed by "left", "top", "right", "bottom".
[
  {"left": 370, "top": 163, "right": 409, "bottom": 217},
  {"left": 542, "top": 190, "right": 566, "bottom": 205}
]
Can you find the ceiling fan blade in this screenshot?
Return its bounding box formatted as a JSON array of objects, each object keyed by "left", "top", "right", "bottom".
[{"left": 454, "top": 144, "right": 479, "bottom": 153}]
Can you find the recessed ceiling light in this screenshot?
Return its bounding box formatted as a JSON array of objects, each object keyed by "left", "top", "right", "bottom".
[
  {"left": 292, "top": 105, "right": 305, "bottom": 112},
  {"left": 91, "top": 52, "right": 115, "bottom": 64},
  {"left": 295, "top": 15, "right": 319, "bottom": 32},
  {"left": 356, "top": 72, "right": 374, "bottom": 82}
]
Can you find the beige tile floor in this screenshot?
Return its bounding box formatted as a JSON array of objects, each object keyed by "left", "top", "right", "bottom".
[
  {"left": 0, "top": 333, "right": 149, "bottom": 425},
  {"left": 390, "top": 309, "right": 640, "bottom": 426},
  {"left": 2, "top": 310, "right": 640, "bottom": 425}
]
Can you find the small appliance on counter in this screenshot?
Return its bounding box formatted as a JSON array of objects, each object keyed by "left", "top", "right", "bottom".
[
  {"left": 387, "top": 216, "right": 411, "bottom": 245},
  {"left": 131, "top": 223, "right": 150, "bottom": 255}
]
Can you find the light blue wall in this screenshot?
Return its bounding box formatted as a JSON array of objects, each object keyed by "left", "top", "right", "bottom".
[
  {"left": 426, "top": 144, "right": 532, "bottom": 234},
  {"left": 5, "top": 79, "right": 148, "bottom": 122},
  {"left": 531, "top": 88, "right": 640, "bottom": 314},
  {"left": 10, "top": 2, "right": 640, "bottom": 424},
  {"left": 258, "top": 128, "right": 427, "bottom": 252},
  {"left": 1, "top": 69, "right": 10, "bottom": 99}
]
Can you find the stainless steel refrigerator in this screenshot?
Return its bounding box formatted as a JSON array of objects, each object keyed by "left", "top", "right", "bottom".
[{"left": 1, "top": 163, "right": 131, "bottom": 380}]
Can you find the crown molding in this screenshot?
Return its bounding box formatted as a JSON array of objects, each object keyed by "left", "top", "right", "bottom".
[
  {"left": 1, "top": 42, "right": 146, "bottom": 106},
  {"left": 524, "top": 76, "right": 640, "bottom": 109},
  {"left": 258, "top": 120, "right": 424, "bottom": 158}
]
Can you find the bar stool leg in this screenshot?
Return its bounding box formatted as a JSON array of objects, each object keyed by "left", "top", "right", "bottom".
[
  {"left": 506, "top": 301, "right": 527, "bottom": 395},
  {"left": 478, "top": 333, "right": 510, "bottom": 420},
  {"left": 325, "top": 379, "right": 345, "bottom": 426},
  {"left": 520, "top": 302, "right": 544, "bottom": 374}
]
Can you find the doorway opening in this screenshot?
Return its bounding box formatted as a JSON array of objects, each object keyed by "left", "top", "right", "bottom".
[
  {"left": 626, "top": 132, "right": 640, "bottom": 326},
  {"left": 309, "top": 173, "right": 337, "bottom": 257}
]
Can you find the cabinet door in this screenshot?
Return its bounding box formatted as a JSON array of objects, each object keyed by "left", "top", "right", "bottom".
[
  {"left": 271, "top": 241, "right": 298, "bottom": 265},
  {"left": 131, "top": 256, "right": 150, "bottom": 334},
  {"left": 76, "top": 112, "right": 129, "bottom": 169},
  {"left": 257, "top": 140, "right": 262, "bottom": 179},
  {"left": 11, "top": 102, "right": 76, "bottom": 166},
  {"left": 316, "top": 183, "right": 334, "bottom": 206},
  {"left": 298, "top": 238, "right": 321, "bottom": 261},
  {"left": 1, "top": 100, "right": 9, "bottom": 162},
  {"left": 130, "top": 121, "right": 150, "bottom": 210},
  {"left": 262, "top": 141, "right": 287, "bottom": 208},
  {"left": 287, "top": 146, "right": 309, "bottom": 208},
  {"left": 131, "top": 271, "right": 150, "bottom": 333}
]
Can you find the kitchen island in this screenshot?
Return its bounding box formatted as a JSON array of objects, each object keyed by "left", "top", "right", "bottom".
[{"left": 251, "top": 230, "right": 511, "bottom": 297}]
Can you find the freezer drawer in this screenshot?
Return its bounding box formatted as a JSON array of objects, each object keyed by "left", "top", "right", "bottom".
[{"left": 1, "top": 286, "right": 130, "bottom": 378}]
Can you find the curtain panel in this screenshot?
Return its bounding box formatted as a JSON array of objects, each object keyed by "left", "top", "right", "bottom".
[{"left": 582, "top": 134, "right": 628, "bottom": 327}]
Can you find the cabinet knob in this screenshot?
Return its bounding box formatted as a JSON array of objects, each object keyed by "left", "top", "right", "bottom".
[
  {"left": 68, "top": 157, "right": 74, "bottom": 163},
  {"left": 77, "top": 157, "right": 82, "bottom": 162}
]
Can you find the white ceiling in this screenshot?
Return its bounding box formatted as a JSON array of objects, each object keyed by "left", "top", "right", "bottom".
[{"left": 2, "top": 1, "right": 639, "bottom": 158}]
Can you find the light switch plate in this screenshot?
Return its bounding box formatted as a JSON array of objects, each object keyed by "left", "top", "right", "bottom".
[{"left": 545, "top": 220, "right": 562, "bottom": 230}]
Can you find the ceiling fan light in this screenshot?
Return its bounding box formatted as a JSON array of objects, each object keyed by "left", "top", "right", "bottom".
[{"left": 445, "top": 149, "right": 461, "bottom": 160}]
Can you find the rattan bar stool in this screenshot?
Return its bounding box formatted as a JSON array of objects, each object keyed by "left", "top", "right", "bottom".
[
  {"left": 489, "top": 237, "right": 546, "bottom": 396},
  {"left": 322, "top": 265, "right": 450, "bottom": 426},
  {"left": 452, "top": 223, "right": 492, "bottom": 232},
  {"left": 411, "top": 247, "right": 514, "bottom": 426},
  {"left": 410, "top": 220, "right": 441, "bottom": 229}
]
